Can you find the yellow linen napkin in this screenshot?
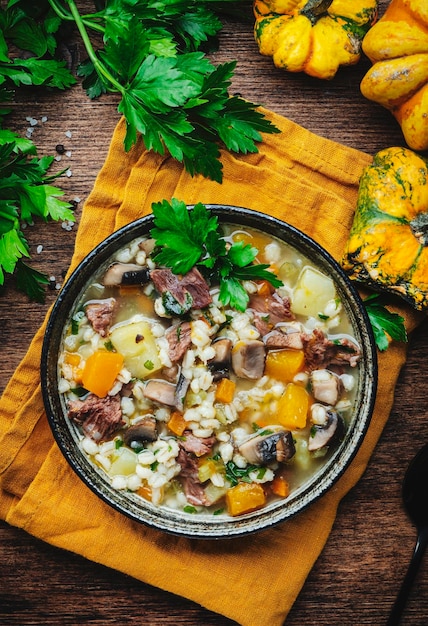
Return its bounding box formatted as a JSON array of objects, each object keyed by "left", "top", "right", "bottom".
[{"left": 0, "top": 109, "right": 424, "bottom": 626}]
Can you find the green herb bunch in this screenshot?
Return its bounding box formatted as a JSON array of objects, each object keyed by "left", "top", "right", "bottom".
[
  {"left": 0, "top": 3, "right": 77, "bottom": 299},
  {"left": 0, "top": 0, "right": 277, "bottom": 300},
  {"left": 0, "top": 131, "right": 74, "bottom": 301},
  {"left": 50, "top": 0, "right": 278, "bottom": 182}
]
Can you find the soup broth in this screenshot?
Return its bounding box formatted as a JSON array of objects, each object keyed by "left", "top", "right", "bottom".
[{"left": 58, "top": 223, "right": 361, "bottom": 518}]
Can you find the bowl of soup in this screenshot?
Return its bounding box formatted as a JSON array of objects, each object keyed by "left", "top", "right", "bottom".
[{"left": 41, "top": 203, "right": 377, "bottom": 538}]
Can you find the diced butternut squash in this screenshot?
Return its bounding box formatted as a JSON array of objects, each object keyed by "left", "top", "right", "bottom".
[
  {"left": 81, "top": 350, "right": 124, "bottom": 397},
  {"left": 291, "top": 266, "right": 336, "bottom": 318},
  {"left": 137, "top": 483, "right": 153, "bottom": 502},
  {"left": 167, "top": 410, "right": 187, "bottom": 437},
  {"left": 232, "top": 231, "right": 271, "bottom": 263},
  {"left": 277, "top": 382, "right": 309, "bottom": 429},
  {"left": 226, "top": 482, "right": 266, "bottom": 516},
  {"left": 110, "top": 320, "right": 162, "bottom": 379},
  {"left": 265, "top": 349, "right": 305, "bottom": 383},
  {"left": 271, "top": 475, "right": 290, "bottom": 498},
  {"left": 215, "top": 378, "right": 236, "bottom": 403},
  {"left": 64, "top": 352, "right": 81, "bottom": 366}
]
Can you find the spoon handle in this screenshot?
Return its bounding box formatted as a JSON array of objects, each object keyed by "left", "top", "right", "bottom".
[{"left": 386, "top": 526, "right": 428, "bottom": 626}]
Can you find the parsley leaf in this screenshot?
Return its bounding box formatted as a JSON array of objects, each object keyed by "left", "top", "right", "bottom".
[
  {"left": 363, "top": 293, "right": 408, "bottom": 352},
  {"left": 151, "top": 198, "right": 283, "bottom": 311}
]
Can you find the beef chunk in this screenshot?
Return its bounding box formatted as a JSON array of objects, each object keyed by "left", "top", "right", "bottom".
[
  {"left": 166, "top": 321, "right": 192, "bottom": 362},
  {"left": 249, "top": 292, "right": 294, "bottom": 335},
  {"left": 68, "top": 393, "right": 123, "bottom": 442},
  {"left": 177, "top": 448, "right": 211, "bottom": 507},
  {"left": 151, "top": 267, "right": 212, "bottom": 315},
  {"left": 302, "top": 329, "right": 361, "bottom": 370},
  {"left": 85, "top": 298, "right": 117, "bottom": 337},
  {"left": 180, "top": 431, "right": 216, "bottom": 457}
]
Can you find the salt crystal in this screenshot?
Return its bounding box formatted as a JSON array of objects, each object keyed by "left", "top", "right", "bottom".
[
  {"left": 66, "top": 170, "right": 72, "bottom": 177},
  {"left": 73, "top": 197, "right": 81, "bottom": 203},
  {"left": 65, "top": 151, "right": 72, "bottom": 158},
  {"left": 41, "top": 116, "right": 48, "bottom": 123},
  {"left": 65, "top": 130, "right": 72, "bottom": 138},
  {"left": 36, "top": 245, "right": 43, "bottom": 254},
  {"left": 55, "top": 155, "right": 62, "bottom": 161},
  {"left": 55, "top": 283, "right": 62, "bottom": 290}
]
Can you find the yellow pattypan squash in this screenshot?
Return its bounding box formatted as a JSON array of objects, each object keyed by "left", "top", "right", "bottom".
[
  {"left": 342, "top": 146, "right": 428, "bottom": 311},
  {"left": 360, "top": 0, "right": 428, "bottom": 151},
  {"left": 253, "top": 0, "right": 378, "bottom": 79}
]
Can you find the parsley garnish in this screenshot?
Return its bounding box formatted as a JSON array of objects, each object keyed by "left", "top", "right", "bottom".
[
  {"left": 363, "top": 293, "right": 407, "bottom": 352},
  {"left": 184, "top": 504, "right": 197, "bottom": 514},
  {"left": 44, "top": 0, "right": 279, "bottom": 182},
  {"left": 225, "top": 460, "right": 261, "bottom": 486},
  {"left": 151, "top": 198, "right": 283, "bottom": 311}
]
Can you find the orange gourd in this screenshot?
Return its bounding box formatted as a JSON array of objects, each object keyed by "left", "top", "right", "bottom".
[{"left": 360, "top": 0, "right": 428, "bottom": 151}]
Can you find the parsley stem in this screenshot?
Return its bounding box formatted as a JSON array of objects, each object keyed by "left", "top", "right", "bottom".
[
  {"left": 48, "top": 1, "right": 122, "bottom": 93},
  {"left": 48, "top": 0, "right": 105, "bottom": 34}
]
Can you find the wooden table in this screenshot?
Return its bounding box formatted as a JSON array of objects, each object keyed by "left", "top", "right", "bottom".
[{"left": 1, "top": 2, "right": 428, "bottom": 624}]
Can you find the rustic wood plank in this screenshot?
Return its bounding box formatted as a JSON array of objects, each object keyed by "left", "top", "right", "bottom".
[{"left": 1, "top": 2, "right": 427, "bottom": 625}]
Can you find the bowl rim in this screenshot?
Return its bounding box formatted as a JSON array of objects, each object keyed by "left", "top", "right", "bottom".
[{"left": 41, "top": 204, "right": 378, "bottom": 539}]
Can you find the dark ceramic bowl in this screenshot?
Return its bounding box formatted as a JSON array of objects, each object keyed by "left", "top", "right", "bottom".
[{"left": 41, "top": 205, "right": 378, "bottom": 539}]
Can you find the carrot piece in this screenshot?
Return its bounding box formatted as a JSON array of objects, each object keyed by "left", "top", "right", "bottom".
[
  {"left": 265, "top": 349, "right": 305, "bottom": 383},
  {"left": 277, "top": 382, "right": 309, "bottom": 429},
  {"left": 215, "top": 378, "right": 236, "bottom": 403},
  {"left": 257, "top": 280, "right": 275, "bottom": 296},
  {"left": 226, "top": 482, "right": 266, "bottom": 517},
  {"left": 81, "top": 350, "right": 124, "bottom": 398},
  {"left": 271, "top": 475, "right": 290, "bottom": 498},
  {"left": 167, "top": 410, "right": 187, "bottom": 437}
]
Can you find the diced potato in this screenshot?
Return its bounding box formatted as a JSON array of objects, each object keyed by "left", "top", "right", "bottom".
[
  {"left": 109, "top": 447, "right": 138, "bottom": 476},
  {"left": 291, "top": 266, "right": 337, "bottom": 318},
  {"left": 110, "top": 320, "right": 162, "bottom": 379}
]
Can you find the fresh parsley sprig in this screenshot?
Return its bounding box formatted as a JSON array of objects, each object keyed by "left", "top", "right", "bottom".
[
  {"left": 0, "top": 129, "right": 75, "bottom": 301},
  {"left": 45, "top": 0, "right": 279, "bottom": 182},
  {"left": 363, "top": 293, "right": 407, "bottom": 352},
  {"left": 150, "top": 198, "right": 283, "bottom": 311}
]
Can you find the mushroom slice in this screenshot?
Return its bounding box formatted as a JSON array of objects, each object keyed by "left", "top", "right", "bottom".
[
  {"left": 310, "top": 369, "right": 343, "bottom": 406},
  {"left": 208, "top": 338, "right": 232, "bottom": 381},
  {"left": 239, "top": 429, "right": 295, "bottom": 465},
  {"left": 143, "top": 380, "right": 177, "bottom": 407},
  {"left": 124, "top": 416, "right": 157, "bottom": 448},
  {"left": 231, "top": 340, "right": 266, "bottom": 380},
  {"left": 175, "top": 373, "right": 190, "bottom": 412},
  {"left": 103, "top": 262, "right": 150, "bottom": 287},
  {"left": 308, "top": 410, "right": 345, "bottom": 452}
]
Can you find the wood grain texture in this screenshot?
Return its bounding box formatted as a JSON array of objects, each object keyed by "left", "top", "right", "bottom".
[{"left": 1, "top": 2, "right": 427, "bottom": 624}]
